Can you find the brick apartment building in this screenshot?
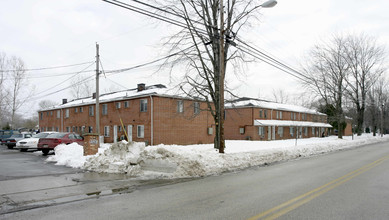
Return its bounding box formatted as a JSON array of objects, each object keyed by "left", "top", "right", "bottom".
[
  {"left": 224, "top": 98, "right": 333, "bottom": 141},
  {"left": 38, "top": 84, "right": 215, "bottom": 145}
]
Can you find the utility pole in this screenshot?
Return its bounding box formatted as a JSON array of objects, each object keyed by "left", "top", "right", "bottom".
[
  {"left": 381, "top": 103, "right": 384, "bottom": 137},
  {"left": 96, "top": 43, "right": 100, "bottom": 145},
  {"left": 218, "top": 0, "right": 225, "bottom": 153}
]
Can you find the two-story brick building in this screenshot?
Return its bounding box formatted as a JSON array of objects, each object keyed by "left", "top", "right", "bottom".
[
  {"left": 224, "top": 98, "right": 332, "bottom": 141},
  {"left": 38, "top": 84, "right": 215, "bottom": 145}
]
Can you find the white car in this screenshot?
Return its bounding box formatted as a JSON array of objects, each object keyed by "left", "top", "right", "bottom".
[{"left": 15, "top": 132, "right": 58, "bottom": 152}]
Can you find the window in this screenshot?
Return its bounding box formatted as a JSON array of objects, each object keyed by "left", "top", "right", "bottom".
[
  {"left": 102, "top": 104, "right": 108, "bottom": 115},
  {"left": 104, "top": 126, "right": 110, "bottom": 137},
  {"left": 50, "top": 111, "right": 53, "bottom": 116},
  {"left": 177, "top": 100, "right": 184, "bottom": 113},
  {"left": 312, "top": 127, "right": 315, "bottom": 135},
  {"left": 259, "top": 109, "right": 263, "bottom": 118},
  {"left": 46, "top": 112, "right": 49, "bottom": 116},
  {"left": 40, "top": 112, "right": 43, "bottom": 120},
  {"left": 292, "top": 113, "right": 296, "bottom": 120},
  {"left": 118, "top": 126, "right": 122, "bottom": 132},
  {"left": 239, "top": 127, "right": 245, "bottom": 134},
  {"left": 194, "top": 102, "right": 200, "bottom": 114},
  {"left": 88, "top": 126, "right": 93, "bottom": 133},
  {"left": 66, "top": 127, "right": 70, "bottom": 132},
  {"left": 57, "top": 110, "right": 61, "bottom": 118},
  {"left": 137, "top": 125, "right": 144, "bottom": 138},
  {"left": 208, "top": 127, "right": 213, "bottom": 135},
  {"left": 278, "top": 127, "right": 284, "bottom": 137},
  {"left": 89, "top": 106, "right": 94, "bottom": 116},
  {"left": 82, "top": 126, "right": 85, "bottom": 133},
  {"left": 124, "top": 101, "right": 129, "bottom": 108},
  {"left": 65, "top": 109, "right": 69, "bottom": 118},
  {"left": 264, "top": 110, "right": 268, "bottom": 118},
  {"left": 79, "top": 107, "right": 83, "bottom": 113},
  {"left": 116, "top": 102, "right": 121, "bottom": 109},
  {"left": 75, "top": 108, "right": 78, "bottom": 113},
  {"left": 72, "top": 126, "right": 76, "bottom": 132},
  {"left": 52, "top": 127, "right": 55, "bottom": 131},
  {"left": 276, "top": 111, "right": 282, "bottom": 119},
  {"left": 290, "top": 127, "right": 294, "bottom": 137},
  {"left": 258, "top": 127, "right": 265, "bottom": 137},
  {"left": 56, "top": 127, "right": 59, "bottom": 132},
  {"left": 140, "top": 99, "right": 147, "bottom": 112},
  {"left": 304, "top": 127, "right": 308, "bottom": 136}
]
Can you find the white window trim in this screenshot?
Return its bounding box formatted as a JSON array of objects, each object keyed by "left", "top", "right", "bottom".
[
  {"left": 177, "top": 100, "right": 184, "bottom": 113},
  {"left": 137, "top": 125, "right": 144, "bottom": 138},
  {"left": 102, "top": 104, "right": 108, "bottom": 115},
  {"left": 104, "top": 126, "right": 110, "bottom": 137},
  {"left": 140, "top": 99, "right": 148, "bottom": 112}
]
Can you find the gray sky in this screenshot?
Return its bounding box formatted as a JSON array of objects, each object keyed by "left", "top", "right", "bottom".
[{"left": 1, "top": 0, "right": 388, "bottom": 118}]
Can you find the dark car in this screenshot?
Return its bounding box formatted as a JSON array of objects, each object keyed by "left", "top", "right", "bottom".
[
  {"left": 0, "top": 130, "right": 21, "bottom": 143},
  {"left": 37, "top": 132, "right": 84, "bottom": 155},
  {"left": 2, "top": 133, "right": 33, "bottom": 149}
]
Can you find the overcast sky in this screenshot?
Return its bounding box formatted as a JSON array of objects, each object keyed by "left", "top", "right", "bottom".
[{"left": 1, "top": 0, "right": 388, "bottom": 118}]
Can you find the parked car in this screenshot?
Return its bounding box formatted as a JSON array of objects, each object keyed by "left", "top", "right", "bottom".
[
  {"left": 37, "top": 132, "right": 84, "bottom": 155},
  {"left": 15, "top": 132, "right": 58, "bottom": 152},
  {"left": 0, "top": 130, "right": 21, "bottom": 143},
  {"left": 2, "top": 133, "right": 33, "bottom": 149}
]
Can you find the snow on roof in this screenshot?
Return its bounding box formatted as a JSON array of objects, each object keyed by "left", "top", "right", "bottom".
[
  {"left": 41, "top": 84, "right": 186, "bottom": 111},
  {"left": 254, "top": 120, "right": 332, "bottom": 128},
  {"left": 226, "top": 98, "right": 326, "bottom": 116}
]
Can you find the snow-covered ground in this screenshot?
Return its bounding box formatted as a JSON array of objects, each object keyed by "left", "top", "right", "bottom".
[{"left": 45, "top": 134, "right": 389, "bottom": 179}]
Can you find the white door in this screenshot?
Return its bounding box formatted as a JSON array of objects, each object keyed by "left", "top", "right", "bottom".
[
  {"left": 127, "top": 125, "right": 133, "bottom": 142},
  {"left": 113, "top": 125, "right": 118, "bottom": 143}
]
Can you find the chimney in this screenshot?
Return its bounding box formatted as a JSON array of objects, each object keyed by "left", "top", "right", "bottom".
[
  {"left": 137, "top": 83, "right": 146, "bottom": 92},
  {"left": 62, "top": 99, "right": 67, "bottom": 104},
  {"left": 92, "top": 93, "right": 96, "bottom": 99}
]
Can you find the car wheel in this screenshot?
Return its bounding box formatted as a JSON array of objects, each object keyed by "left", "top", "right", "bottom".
[
  {"left": 7, "top": 145, "right": 14, "bottom": 149},
  {"left": 42, "top": 149, "right": 50, "bottom": 155},
  {"left": 20, "top": 149, "right": 28, "bottom": 152}
]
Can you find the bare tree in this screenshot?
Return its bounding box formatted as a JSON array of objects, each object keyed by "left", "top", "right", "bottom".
[
  {"left": 6, "top": 56, "right": 31, "bottom": 129},
  {"left": 0, "top": 52, "right": 6, "bottom": 126},
  {"left": 343, "top": 33, "right": 387, "bottom": 135},
  {"left": 38, "top": 100, "right": 58, "bottom": 110},
  {"left": 366, "top": 77, "right": 388, "bottom": 136},
  {"left": 272, "top": 89, "right": 290, "bottom": 104},
  {"left": 302, "top": 35, "right": 349, "bottom": 138},
  {"left": 138, "top": 0, "right": 277, "bottom": 152},
  {"left": 69, "top": 74, "right": 95, "bottom": 99}
]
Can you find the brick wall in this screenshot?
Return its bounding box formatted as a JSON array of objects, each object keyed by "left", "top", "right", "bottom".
[
  {"left": 224, "top": 107, "right": 329, "bottom": 141},
  {"left": 39, "top": 95, "right": 214, "bottom": 145}
]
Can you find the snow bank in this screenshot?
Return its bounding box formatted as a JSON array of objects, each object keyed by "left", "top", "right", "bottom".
[
  {"left": 83, "top": 141, "right": 145, "bottom": 176},
  {"left": 45, "top": 143, "right": 86, "bottom": 168},
  {"left": 45, "top": 134, "right": 389, "bottom": 179}
]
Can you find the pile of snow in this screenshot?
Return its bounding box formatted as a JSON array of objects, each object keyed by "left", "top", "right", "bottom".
[
  {"left": 45, "top": 134, "right": 389, "bottom": 179},
  {"left": 83, "top": 141, "right": 145, "bottom": 176}
]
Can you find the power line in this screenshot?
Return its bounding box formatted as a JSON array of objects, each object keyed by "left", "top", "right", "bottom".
[
  {"left": 236, "top": 44, "right": 311, "bottom": 84},
  {"left": 104, "top": 45, "right": 195, "bottom": 76},
  {"left": 34, "top": 62, "right": 96, "bottom": 96},
  {"left": 102, "top": 0, "right": 210, "bottom": 37},
  {"left": 0, "top": 61, "right": 94, "bottom": 72},
  {"left": 235, "top": 37, "right": 309, "bottom": 80}
]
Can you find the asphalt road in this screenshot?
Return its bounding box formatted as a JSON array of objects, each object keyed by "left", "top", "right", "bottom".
[{"left": 2, "top": 140, "right": 389, "bottom": 220}]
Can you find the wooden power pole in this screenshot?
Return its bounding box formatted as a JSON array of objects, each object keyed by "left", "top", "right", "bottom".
[{"left": 96, "top": 43, "right": 100, "bottom": 145}]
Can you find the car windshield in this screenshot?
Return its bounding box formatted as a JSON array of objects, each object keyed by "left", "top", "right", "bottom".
[
  {"left": 46, "top": 133, "right": 67, "bottom": 138},
  {"left": 32, "top": 133, "right": 51, "bottom": 138},
  {"left": 10, "top": 134, "right": 23, "bottom": 138}
]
